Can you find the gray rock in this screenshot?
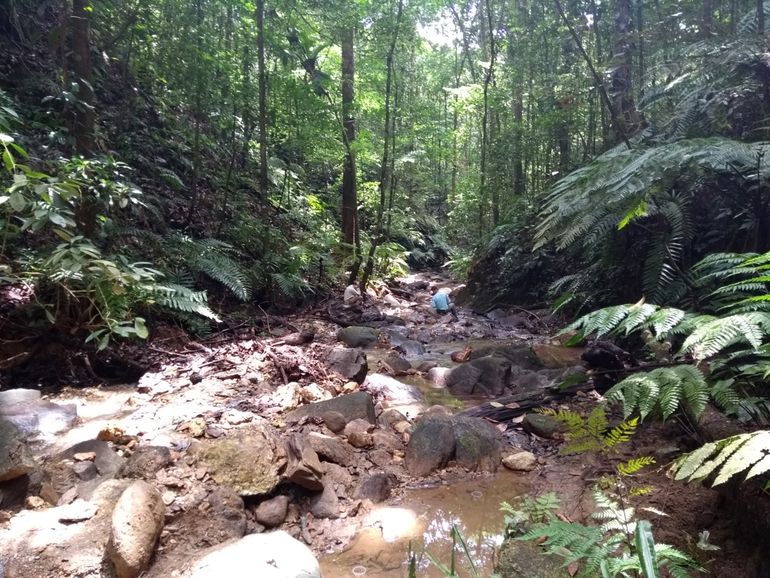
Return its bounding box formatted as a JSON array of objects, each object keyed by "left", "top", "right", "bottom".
[
  {"left": 426, "top": 366, "right": 452, "bottom": 388},
  {"left": 119, "top": 446, "right": 172, "bottom": 479},
  {"left": 392, "top": 339, "right": 426, "bottom": 356},
  {"left": 337, "top": 326, "right": 380, "bottom": 348},
  {"left": 309, "top": 483, "right": 340, "bottom": 519},
  {"left": 283, "top": 435, "right": 324, "bottom": 491},
  {"left": 372, "top": 430, "right": 404, "bottom": 453},
  {"left": 307, "top": 432, "right": 354, "bottom": 467},
  {"left": 494, "top": 538, "right": 570, "bottom": 577},
  {"left": 522, "top": 414, "right": 566, "bottom": 439},
  {"left": 367, "top": 449, "right": 393, "bottom": 468},
  {"left": 325, "top": 347, "right": 368, "bottom": 384},
  {"left": 109, "top": 480, "right": 165, "bottom": 578},
  {"left": 405, "top": 415, "right": 456, "bottom": 476},
  {"left": 73, "top": 460, "right": 99, "bottom": 481},
  {"left": 452, "top": 416, "right": 501, "bottom": 472},
  {"left": 39, "top": 459, "right": 78, "bottom": 504},
  {"left": 182, "top": 531, "right": 321, "bottom": 578},
  {"left": 254, "top": 495, "right": 290, "bottom": 528},
  {"left": 446, "top": 356, "right": 510, "bottom": 396},
  {"left": 502, "top": 451, "right": 538, "bottom": 472},
  {"left": 58, "top": 499, "right": 98, "bottom": 523},
  {"left": 469, "top": 344, "right": 541, "bottom": 368},
  {"left": 323, "top": 462, "right": 353, "bottom": 489},
  {"left": 378, "top": 408, "right": 408, "bottom": 430},
  {"left": 321, "top": 410, "right": 347, "bottom": 433},
  {"left": 286, "top": 391, "right": 376, "bottom": 425},
  {"left": 199, "top": 423, "right": 284, "bottom": 496},
  {"left": 205, "top": 485, "right": 247, "bottom": 538},
  {"left": 383, "top": 354, "right": 411, "bottom": 374},
  {"left": 355, "top": 473, "right": 391, "bottom": 503},
  {"left": 59, "top": 439, "right": 125, "bottom": 478},
  {"left": 0, "top": 419, "right": 36, "bottom": 482},
  {"left": 363, "top": 373, "right": 424, "bottom": 405}
]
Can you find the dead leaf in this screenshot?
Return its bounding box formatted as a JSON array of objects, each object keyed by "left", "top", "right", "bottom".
[{"left": 567, "top": 561, "right": 580, "bottom": 576}]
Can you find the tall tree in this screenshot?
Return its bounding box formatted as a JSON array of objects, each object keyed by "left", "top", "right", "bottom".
[
  {"left": 341, "top": 25, "right": 358, "bottom": 250},
  {"left": 257, "top": 0, "right": 268, "bottom": 196},
  {"left": 70, "top": 0, "right": 95, "bottom": 156}
]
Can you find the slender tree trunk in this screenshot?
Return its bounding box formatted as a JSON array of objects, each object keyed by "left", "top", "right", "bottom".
[
  {"left": 256, "top": 0, "right": 268, "bottom": 196},
  {"left": 361, "top": 0, "right": 403, "bottom": 290},
  {"left": 241, "top": 42, "right": 254, "bottom": 168},
  {"left": 758, "top": 0, "right": 765, "bottom": 36},
  {"left": 186, "top": 0, "right": 204, "bottom": 223},
  {"left": 71, "top": 0, "right": 95, "bottom": 156},
  {"left": 611, "top": 0, "right": 642, "bottom": 140},
  {"left": 340, "top": 25, "right": 360, "bottom": 283}
]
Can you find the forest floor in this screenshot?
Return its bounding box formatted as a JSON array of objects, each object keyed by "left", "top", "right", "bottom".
[{"left": 0, "top": 272, "right": 762, "bottom": 577}]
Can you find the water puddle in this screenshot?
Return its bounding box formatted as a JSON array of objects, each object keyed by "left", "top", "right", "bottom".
[{"left": 320, "top": 470, "right": 528, "bottom": 577}]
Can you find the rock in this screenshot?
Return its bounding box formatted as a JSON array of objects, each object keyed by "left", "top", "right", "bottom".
[
  {"left": 57, "top": 486, "right": 78, "bottom": 505},
  {"left": 109, "top": 480, "right": 165, "bottom": 578},
  {"left": 59, "top": 440, "right": 125, "bottom": 478},
  {"left": 522, "top": 414, "right": 566, "bottom": 439},
  {"left": 321, "top": 410, "right": 347, "bottom": 433},
  {"left": 119, "top": 446, "right": 172, "bottom": 479},
  {"left": 0, "top": 389, "right": 41, "bottom": 406},
  {"left": 283, "top": 435, "right": 324, "bottom": 491},
  {"left": 450, "top": 347, "right": 473, "bottom": 363},
  {"left": 378, "top": 408, "right": 408, "bottom": 430},
  {"left": 494, "top": 538, "right": 570, "bottom": 577},
  {"left": 39, "top": 459, "right": 78, "bottom": 505},
  {"left": 307, "top": 432, "right": 354, "bottom": 466},
  {"left": 382, "top": 354, "right": 411, "bottom": 375},
  {"left": 347, "top": 430, "right": 373, "bottom": 449},
  {"left": 309, "top": 483, "right": 340, "bottom": 519},
  {"left": 58, "top": 499, "right": 98, "bottom": 523},
  {"left": 337, "top": 326, "right": 380, "bottom": 348},
  {"left": 198, "top": 423, "right": 284, "bottom": 496},
  {"left": 0, "top": 400, "right": 77, "bottom": 439},
  {"left": 273, "top": 382, "right": 302, "bottom": 411},
  {"left": 372, "top": 430, "right": 404, "bottom": 453},
  {"left": 72, "top": 462, "right": 99, "bottom": 482},
  {"left": 452, "top": 416, "right": 501, "bottom": 472},
  {"left": 391, "top": 339, "right": 426, "bottom": 356},
  {"left": 532, "top": 343, "right": 586, "bottom": 368},
  {"left": 446, "top": 356, "right": 510, "bottom": 396},
  {"left": 254, "top": 495, "right": 290, "bottom": 528},
  {"left": 426, "top": 366, "right": 452, "bottom": 388},
  {"left": 0, "top": 475, "right": 30, "bottom": 507},
  {"left": 355, "top": 473, "right": 391, "bottom": 503},
  {"left": 368, "top": 448, "right": 393, "bottom": 468},
  {"left": 300, "top": 383, "right": 331, "bottom": 403},
  {"left": 502, "top": 451, "right": 538, "bottom": 472},
  {"left": 393, "top": 421, "right": 412, "bottom": 435},
  {"left": 286, "top": 391, "right": 376, "bottom": 425},
  {"left": 363, "top": 373, "right": 424, "bottom": 405},
  {"left": 469, "top": 344, "right": 541, "bottom": 368},
  {"left": 204, "top": 485, "right": 247, "bottom": 538},
  {"left": 182, "top": 531, "right": 321, "bottom": 578},
  {"left": 326, "top": 347, "right": 369, "bottom": 384},
  {"left": 405, "top": 415, "right": 456, "bottom": 477},
  {"left": 322, "top": 462, "right": 353, "bottom": 489},
  {"left": 0, "top": 419, "right": 36, "bottom": 482}
]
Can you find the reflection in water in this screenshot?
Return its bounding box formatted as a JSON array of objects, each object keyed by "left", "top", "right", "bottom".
[{"left": 320, "top": 471, "right": 527, "bottom": 577}]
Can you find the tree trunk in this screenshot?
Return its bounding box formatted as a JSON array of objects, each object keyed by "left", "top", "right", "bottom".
[
  {"left": 256, "top": 0, "right": 268, "bottom": 196},
  {"left": 611, "top": 0, "right": 642, "bottom": 140},
  {"left": 186, "top": 0, "right": 204, "bottom": 224},
  {"left": 361, "top": 0, "right": 403, "bottom": 290},
  {"left": 70, "top": 0, "right": 95, "bottom": 157},
  {"left": 758, "top": 0, "right": 765, "bottom": 36},
  {"left": 341, "top": 25, "right": 359, "bottom": 278}
]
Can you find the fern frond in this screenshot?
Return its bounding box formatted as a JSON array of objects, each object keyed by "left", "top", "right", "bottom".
[
  {"left": 673, "top": 431, "right": 770, "bottom": 486},
  {"left": 617, "top": 456, "right": 656, "bottom": 476}
]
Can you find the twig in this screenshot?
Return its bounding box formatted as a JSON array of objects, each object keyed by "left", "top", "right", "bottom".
[
  {"left": 264, "top": 345, "right": 289, "bottom": 384},
  {"left": 148, "top": 346, "right": 192, "bottom": 358}
]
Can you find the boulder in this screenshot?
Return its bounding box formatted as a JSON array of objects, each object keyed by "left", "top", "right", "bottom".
[
  {"left": 203, "top": 485, "right": 247, "bottom": 539},
  {"left": 283, "top": 435, "right": 324, "bottom": 491},
  {"left": 382, "top": 354, "right": 411, "bottom": 375},
  {"left": 325, "top": 347, "right": 368, "bottom": 384},
  {"left": 0, "top": 419, "right": 36, "bottom": 482},
  {"left": 59, "top": 439, "right": 125, "bottom": 478},
  {"left": 254, "top": 495, "right": 290, "bottom": 528},
  {"left": 286, "top": 391, "right": 376, "bottom": 425},
  {"left": 355, "top": 473, "right": 391, "bottom": 503},
  {"left": 109, "top": 480, "right": 165, "bottom": 578},
  {"left": 272, "top": 382, "right": 302, "bottom": 411},
  {"left": 182, "top": 532, "right": 321, "bottom": 578},
  {"left": 363, "top": 373, "right": 424, "bottom": 405},
  {"left": 426, "top": 366, "right": 452, "bottom": 388},
  {"left": 198, "top": 423, "right": 284, "bottom": 496},
  {"left": 118, "top": 446, "right": 172, "bottom": 480},
  {"left": 321, "top": 410, "right": 347, "bottom": 433},
  {"left": 337, "top": 326, "right": 380, "bottom": 348},
  {"left": 405, "top": 415, "right": 456, "bottom": 477},
  {"left": 446, "top": 356, "right": 510, "bottom": 396},
  {"left": 391, "top": 339, "right": 426, "bottom": 356},
  {"left": 452, "top": 416, "right": 501, "bottom": 472},
  {"left": 532, "top": 343, "right": 586, "bottom": 368},
  {"left": 502, "top": 451, "right": 538, "bottom": 472},
  {"left": 469, "top": 344, "right": 540, "bottom": 367},
  {"left": 309, "top": 483, "right": 340, "bottom": 519},
  {"left": 307, "top": 432, "right": 354, "bottom": 467}
]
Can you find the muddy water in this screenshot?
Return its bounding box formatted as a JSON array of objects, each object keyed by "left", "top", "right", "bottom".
[
  {"left": 322, "top": 339, "right": 531, "bottom": 578},
  {"left": 320, "top": 471, "right": 528, "bottom": 577}
]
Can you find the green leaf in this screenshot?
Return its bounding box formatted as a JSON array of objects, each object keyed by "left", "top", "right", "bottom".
[
  {"left": 634, "top": 520, "right": 659, "bottom": 578},
  {"left": 134, "top": 317, "right": 149, "bottom": 339}
]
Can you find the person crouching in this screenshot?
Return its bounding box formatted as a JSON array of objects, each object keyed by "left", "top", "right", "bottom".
[{"left": 430, "top": 286, "right": 459, "bottom": 320}]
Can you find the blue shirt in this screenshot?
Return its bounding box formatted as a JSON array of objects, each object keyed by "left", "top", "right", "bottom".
[{"left": 431, "top": 291, "right": 451, "bottom": 311}]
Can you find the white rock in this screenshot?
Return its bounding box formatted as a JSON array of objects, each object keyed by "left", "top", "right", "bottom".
[
  {"left": 502, "top": 451, "right": 538, "bottom": 472},
  {"left": 109, "top": 480, "right": 165, "bottom": 578},
  {"left": 185, "top": 531, "right": 321, "bottom": 578}
]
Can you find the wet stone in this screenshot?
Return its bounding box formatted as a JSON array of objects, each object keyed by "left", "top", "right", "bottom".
[
  {"left": 254, "top": 495, "right": 290, "bottom": 528},
  {"left": 355, "top": 473, "right": 391, "bottom": 503}
]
